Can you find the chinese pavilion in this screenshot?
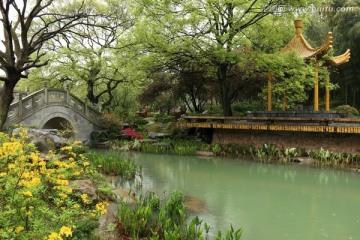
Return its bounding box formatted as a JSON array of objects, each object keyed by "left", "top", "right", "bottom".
[{"left": 267, "top": 19, "right": 351, "bottom": 112}]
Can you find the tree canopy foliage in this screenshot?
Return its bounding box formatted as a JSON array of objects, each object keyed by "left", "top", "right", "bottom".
[
  {"left": 0, "top": 0, "right": 115, "bottom": 130},
  {"left": 2, "top": 0, "right": 360, "bottom": 129},
  {"left": 133, "top": 0, "right": 315, "bottom": 116}
]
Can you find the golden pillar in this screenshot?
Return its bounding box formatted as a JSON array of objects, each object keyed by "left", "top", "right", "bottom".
[
  {"left": 325, "top": 74, "right": 330, "bottom": 112},
  {"left": 314, "top": 63, "right": 319, "bottom": 111},
  {"left": 267, "top": 72, "right": 272, "bottom": 111}
]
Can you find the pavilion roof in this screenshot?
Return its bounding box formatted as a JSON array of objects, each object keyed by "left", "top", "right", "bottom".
[
  {"left": 281, "top": 19, "right": 332, "bottom": 58},
  {"left": 281, "top": 19, "right": 350, "bottom": 65}
]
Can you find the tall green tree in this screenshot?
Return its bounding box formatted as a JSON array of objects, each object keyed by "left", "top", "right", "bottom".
[
  {"left": 258, "top": 51, "right": 314, "bottom": 110},
  {"left": 135, "top": 0, "right": 313, "bottom": 116},
  {"left": 20, "top": 0, "right": 138, "bottom": 112}
]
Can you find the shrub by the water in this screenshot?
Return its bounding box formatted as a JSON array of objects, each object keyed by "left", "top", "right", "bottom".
[
  {"left": 0, "top": 130, "right": 108, "bottom": 239},
  {"left": 248, "top": 144, "right": 359, "bottom": 167},
  {"left": 335, "top": 105, "right": 359, "bottom": 116},
  {"left": 86, "top": 151, "right": 138, "bottom": 179},
  {"left": 116, "top": 190, "right": 243, "bottom": 240}
]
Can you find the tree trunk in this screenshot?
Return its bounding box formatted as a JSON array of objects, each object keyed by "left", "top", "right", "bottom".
[
  {"left": 87, "top": 80, "right": 99, "bottom": 105},
  {"left": 0, "top": 81, "right": 16, "bottom": 131},
  {"left": 218, "top": 64, "right": 232, "bottom": 116}
]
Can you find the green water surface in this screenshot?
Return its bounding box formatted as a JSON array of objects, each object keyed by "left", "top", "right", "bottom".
[{"left": 118, "top": 152, "right": 360, "bottom": 240}]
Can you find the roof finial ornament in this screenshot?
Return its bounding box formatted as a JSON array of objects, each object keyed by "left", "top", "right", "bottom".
[{"left": 294, "top": 19, "right": 302, "bottom": 36}]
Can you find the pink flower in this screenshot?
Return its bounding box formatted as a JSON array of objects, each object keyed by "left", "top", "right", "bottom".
[{"left": 122, "top": 128, "right": 143, "bottom": 139}]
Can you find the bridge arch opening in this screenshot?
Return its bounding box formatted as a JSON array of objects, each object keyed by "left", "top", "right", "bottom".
[{"left": 42, "top": 117, "right": 75, "bottom": 138}]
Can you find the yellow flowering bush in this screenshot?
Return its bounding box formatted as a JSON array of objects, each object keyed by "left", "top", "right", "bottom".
[{"left": 0, "top": 130, "right": 107, "bottom": 239}]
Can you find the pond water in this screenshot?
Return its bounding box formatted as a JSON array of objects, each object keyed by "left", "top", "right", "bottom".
[{"left": 110, "top": 152, "right": 360, "bottom": 240}]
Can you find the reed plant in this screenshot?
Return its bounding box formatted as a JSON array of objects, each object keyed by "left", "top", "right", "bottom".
[
  {"left": 307, "top": 148, "right": 358, "bottom": 167},
  {"left": 110, "top": 138, "right": 212, "bottom": 155},
  {"left": 140, "top": 139, "right": 211, "bottom": 155},
  {"left": 86, "top": 151, "right": 138, "bottom": 179},
  {"left": 248, "top": 144, "right": 283, "bottom": 162},
  {"left": 248, "top": 144, "right": 359, "bottom": 167},
  {"left": 116, "top": 190, "right": 242, "bottom": 240}
]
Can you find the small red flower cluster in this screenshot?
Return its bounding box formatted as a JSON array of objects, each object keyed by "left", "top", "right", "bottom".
[{"left": 122, "top": 128, "right": 143, "bottom": 140}]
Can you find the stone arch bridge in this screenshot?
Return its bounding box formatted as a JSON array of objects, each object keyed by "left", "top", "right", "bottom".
[{"left": 5, "top": 88, "right": 102, "bottom": 141}]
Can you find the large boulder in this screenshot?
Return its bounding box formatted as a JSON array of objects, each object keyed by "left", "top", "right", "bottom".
[
  {"left": 12, "top": 128, "right": 68, "bottom": 152},
  {"left": 292, "top": 157, "right": 316, "bottom": 165},
  {"left": 148, "top": 131, "right": 171, "bottom": 139},
  {"left": 111, "top": 188, "right": 136, "bottom": 203},
  {"left": 69, "top": 179, "right": 98, "bottom": 200}
]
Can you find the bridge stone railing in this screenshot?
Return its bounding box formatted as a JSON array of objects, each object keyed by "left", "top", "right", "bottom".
[{"left": 7, "top": 88, "right": 101, "bottom": 126}]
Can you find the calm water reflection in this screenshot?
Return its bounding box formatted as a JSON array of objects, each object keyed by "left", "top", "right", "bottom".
[{"left": 112, "top": 152, "right": 360, "bottom": 240}]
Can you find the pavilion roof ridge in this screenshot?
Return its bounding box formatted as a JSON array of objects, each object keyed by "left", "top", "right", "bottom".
[{"left": 280, "top": 19, "right": 332, "bottom": 59}]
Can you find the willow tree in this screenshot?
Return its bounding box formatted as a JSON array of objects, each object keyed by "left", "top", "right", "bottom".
[
  {"left": 20, "top": 0, "right": 138, "bottom": 111},
  {"left": 0, "top": 0, "right": 101, "bottom": 130},
  {"left": 135, "top": 0, "right": 312, "bottom": 116}
]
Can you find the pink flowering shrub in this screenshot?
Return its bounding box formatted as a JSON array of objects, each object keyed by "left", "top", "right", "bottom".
[{"left": 122, "top": 128, "right": 143, "bottom": 140}]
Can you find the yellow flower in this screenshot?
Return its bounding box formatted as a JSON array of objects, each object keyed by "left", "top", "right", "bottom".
[
  {"left": 68, "top": 161, "right": 76, "bottom": 168},
  {"left": 61, "top": 186, "right": 72, "bottom": 194},
  {"left": 60, "top": 146, "right": 72, "bottom": 151},
  {"left": 57, "top": 174, "right": 65, "bottom": 179},
  {"left": 59, "top": 226, "right": 72, "bottom": 237},
  {"left": 56, "top": 179, "right": 69, "bottom": 186},
  {"left": 96, "top": 201, "right": 109, "bottom": 215},
  {"left": 15, "top": 226, "right": 24, "bottom": 233},
  {"left": 80, "top": 194, "right": 91, "bottom": 204},
  {"left": 38, "top": 160, "right": 46, "bottom": 167},
  {"left": 19, "top": 177, "right": 41, "bottom": 188},
  {"left": 48, "top": 232, "right": 63, "bottom": 240},
  {"left": 58, "top": 193, "right": 68, "bottom": 199},
  {"left": 0, "top": 172, "right": 7, "bottom": 177},
  {"left": 83, "top": 161, "right": 90, "bottom": 167},
  {"left": 22, "top": 191, "right": 33, "bottom": 198},
  {"left": 30, "top": 152, "right": 40, "bottom": 164},
  {"left": 8, "top": 163, "right": 16, "bottom": 169}
]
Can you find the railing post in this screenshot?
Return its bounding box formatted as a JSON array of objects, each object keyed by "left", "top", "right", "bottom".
[
  {"left": 84, "top": 100, "right": 88, "bottom": 116},
  {"left": 18, "top": 93, "right": 23, "bottom": 118},
  {"left": 44, "top": 83, "right": 48, "bottom": 105}
]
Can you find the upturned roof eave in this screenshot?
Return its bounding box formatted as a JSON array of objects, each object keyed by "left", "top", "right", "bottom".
[
  {"left": 280, "top": 32, "right": 332, "bottom": 59},
  {"left": 328, "top": 48, "right": 351, "bottom": 66}
]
